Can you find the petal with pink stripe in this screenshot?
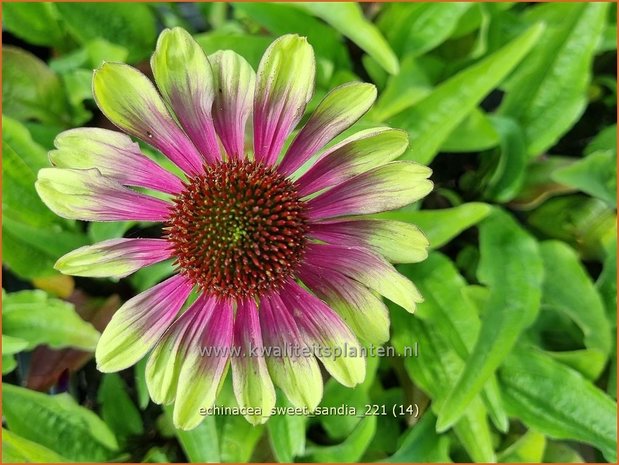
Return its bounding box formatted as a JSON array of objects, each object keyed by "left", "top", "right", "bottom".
[
  {"left": 55, "top": 238, "right": 172, "bottom": 278},
  {"left": 260, "top": 292, "right": 323, "bottom": 410},
  {"left": 253, "top": 35, "right": 315, "bottom": 166},
  {"left": 307, "top": 161, "right": 433, "bottom": 220},
  {"left": 96, "top": 274, "right": 193, "bottom": 372},
  {"left": 296, "top": 128, "right": 408, "bottom": 197},
  {"left": 36, "top": 168, "right": 171, "bottom": 222},
  {"left": 231, "top": 298, "right": 276, "bottom": 424},
  {"left": 278, "top": 82, "right": 376, "bottom": 176},
  {"left": 173, "top": 299, "right": 234, "bottom": 430},
  {"left": 93, "top": 62, "right": 204, "bottom": 175},
  {"left": 304, "top": 244, "right": 423, "bottom": 313},
  {"left": 278, "top": 280, "right": 366, "bottom": 387},
  {"left": 151, "top": 28, "right": 221, "bottom": 163},
  {"left": 49, "top": 128, "right": 183, "bottom": 195},
  {"left": 210, "top": 50, "right": 255, "bottom": 160},
  {"left": 298, "top": 265, "right": 389, "bottom": 345},
  {"left": 310, "top": 219, "right": 428, "bottom": 263},
  {"left": 146, "top": 295, "right": 217, "bottom": 405}
]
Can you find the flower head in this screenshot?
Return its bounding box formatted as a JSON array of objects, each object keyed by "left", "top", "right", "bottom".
[{"left": 36, "top": 28, "right": 432, "bottom": 430}]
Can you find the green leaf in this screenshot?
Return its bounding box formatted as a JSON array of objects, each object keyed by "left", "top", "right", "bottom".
[
  {"left": 306, "top": 416, "right": 377, "bottom": 463},
  {"left": 141, "top": 447, "right": 172, "bottom": 463},
  {"left": 393, "top": 23, "right": 543, "bottom": 164},
  {"left": 377, "top": 3, "right": 472, "bottom": 58},
  {"left": 98, "top": 373, "right": 144, "bottom": 442},
  {"left": 500, "top": 348, "right": 617, "bottom": 462},
  {"left": 3, "top": 384, "right": 118, "bottom": 462},
  {"left": 390, "top": 305, "right": 496, "bottom": 462},
  {"left": 511, "top": 156, "right": 575, "bottom": 210},
  {"left": 539, "top": 240, "right": 611, "bottom": 355},
  {"left": 130, "top": 260, "right": 176, "bottom": 292},
  {"left": 2, "top": 428, "right": 69, "bottom": 463},
  {"left": 480, "top": 116, "right": 528, "bottom": 202},
  {"left": 89, "top": 221, "right": 136, "bottom": 243},
  {"left": 382, "top": 414, "right": 451, "bottom": 463},
  {"left": 134, "top": 357, "right": 151, "bottom": 410},
  {"left": 2, "top": 117, "right": 88, "bottom": 279},
  {"left": 85, "top": 38, "right": 129, "bottom": 68},
  {"left": 219, "top": 415, "right": 264, "bottom": 463},
  {"left": 319, "top": 380, "right": 370, "bottom": 440},
  {"left": 267, "top": 395, "right": 307, "bottom": 463},
  {"left": 2, "top": 334, "right": 29, "bottom": 355},
  {"left": 293, "top": 3, "right": 399, "bottom": 74},
  {"left": 585, "top": 124, "right": 617, "bottom": 155},
  {"left": 55, "top": 3, "right": 156, "bottom": 62},
  {"left": 543, "top": 441, "right": 585, "bottom": 463},
  {"left": 368, "top": 54, "right": 434, "bottom": 122},
  {"left": 2, "top": 47, "right": 69, "bottom": 125},
  {"left": 437, "top": 208, "right": 543, "bottom": 431},
  {"left": 597, "top": 239, "right": 617, "bottom": 325},
  {"left": 2, "top": 334, "right": 28, "bottom": 374},
  {"left": 440, "top": 107, "right": 499, "bottom": 153},
  {"left": 165, "top": 405, "right": 220, "bottom": 463},
  {"left": 400, "top": 252, "right": 508, "bottom": 432},
  {"left": 3, "top": 216, "right": 90, "bottom": 280},
  {"left": 498, "top": 430, "right": 547, "bottom": 462},
  {"left": 375, "top": 202, "right": 492, "bottom": 249},
  {"left": 232, "top": 3, "right": 348, "bottom": 72},
  {"left": 553, "top": 150, "right": 617, "bottom": 208},
  {"left": 3, "top": 3, "right": 67, "bottom": 48},
  {"left": 499, "top": 3, "right": 609, "bottom": 156},
  {"left": 546, "top": 349, "right": 607, "bottom": 381},
  {"left": 527, "top": 195, "right": 616, "bottom": 261},
  {"left": 3, "top": 289, "right": 100, "bottom": 351}
]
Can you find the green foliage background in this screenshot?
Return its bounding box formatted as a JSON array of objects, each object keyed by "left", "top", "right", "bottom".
[{"left": 2, "top": 2, "right": 617, "bottom": 463}]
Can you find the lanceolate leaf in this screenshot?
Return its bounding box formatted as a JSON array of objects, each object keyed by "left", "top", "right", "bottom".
[
  {"left": 305, "top": 416, "right": 377, "bottom": 463},
  {"left": 437, "top": 208, "right": 543, "bottom": 431},
  {"left": 394, "top": 23, "right": 543, "bottom": 164},
  {"left": 553, "top": 150, "right": 617, "bottom": 208},
  {"left": 377, "top": 3, "right": 472, "bottom": 58},
  {"left": 500, "top": 347, "right": 617, "bottom": 462},
  {"left": 499, "top": 3, "right": 609, "bottom": 156},
  {"left": 400, "top": 253, "right": 508, "bottom": 432},
  {"left": 3, "top": 384, "right": 118, "bottom": 462},
  {"left": 165, "top": 405, "right": 220, "bottom": 463},
  {"left": 293, "top": 2, "right": 399, "bottom": 75},
  {"left": 390, "top": 305, "right": 496, "bottom": 462},
  {"left": 2, "top": 429, "right": 69, "bottom": 463},
  {"left": 3, "top": 290, "right": 100, "bottom": 351},
  {"left": 267, "top": 395, "right": 307, "bottom": 462},
  {"left": 55, "top": 2, "right": 156, "bottom": 62},
  {"left": 382, "top": 413, "right": 451, "bottom": 463},
  {"left": 539, "top": 240, "right": 612, "bottom": 355},
  {"left": 2, "top": 47, "right": 69, "bottom": 125}
]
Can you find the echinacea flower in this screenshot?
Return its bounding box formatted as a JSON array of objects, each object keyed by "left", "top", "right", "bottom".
[{"left": 36, "top": 28, "right": 432, "bottom": 430}]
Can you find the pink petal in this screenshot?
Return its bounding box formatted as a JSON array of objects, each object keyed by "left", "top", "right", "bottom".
[
  {"left": 151, "top": 28, "right": 221, "bottom": 163},
  {"left": 173, "top": 298, "right": 234, "bottom": 429},
  {"left": 307, "top": 162, "right": 432, "bottom": 220},
  {"left": 93, "top": 62, "right": 205, "bottom": 176},
  {"left": 55, "top": 238, "right": 172, "bottom": 278},
  {"left": 277, "top": 280, "right": 365, "bottom": 387},
  {"left": 36, "top": 168, "right": 172, "bottom": 222},
  {"left": 210, "top": 51, "right": 256, "bottom": 160},
  {"left": 96, "top": 274, "right": 193, "bottom": 372},
  {"left": 253, "top": 35, "right": 315, "bottom": 166},
  {"left": 50, "top": 128, "right": 184, "bottom": 195},
  {"left": 278, "top": 82, "right": 376, "bottom": 176}
]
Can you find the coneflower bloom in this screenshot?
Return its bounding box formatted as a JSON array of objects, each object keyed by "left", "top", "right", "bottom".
[{"left": 36, "top": 29, "right": 432, "bottom": 430}]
